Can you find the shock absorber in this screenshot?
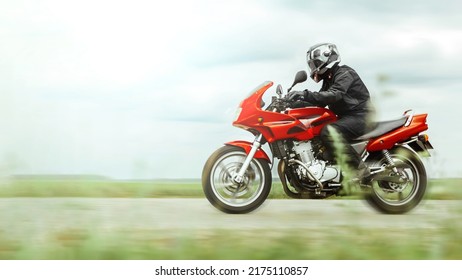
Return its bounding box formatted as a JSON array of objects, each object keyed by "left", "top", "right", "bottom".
[
  {"left": 382, "top": 150, "right": 393, "bottom": 164},
  {"left": 382, "top": 150, "right": 399, "bottom": 174}
]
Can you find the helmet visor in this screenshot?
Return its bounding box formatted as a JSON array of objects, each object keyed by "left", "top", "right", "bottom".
[{"left": 308, "top": 59, "right": 324, "bottom": 74}]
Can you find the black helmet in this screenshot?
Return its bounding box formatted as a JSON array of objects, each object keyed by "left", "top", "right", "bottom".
[{"left": 306, "top": 43, "right": 341, "bottom": 82}]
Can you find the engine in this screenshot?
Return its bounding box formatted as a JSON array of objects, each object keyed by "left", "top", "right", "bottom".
[{"left": 290, "top": 140, "right": 340, "bottom": 183}]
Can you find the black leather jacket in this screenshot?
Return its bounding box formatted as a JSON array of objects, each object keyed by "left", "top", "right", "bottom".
[{"left": 303, "top": 65, "right": 374, "bottom": 118}]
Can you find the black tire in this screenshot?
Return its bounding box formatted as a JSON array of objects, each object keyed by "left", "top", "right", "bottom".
[
  {"left": 364, "top": 147, "right": 427, "bottom": 214},
  {"left": 202, "top": 145, "right": 272, "bottom": 214}
]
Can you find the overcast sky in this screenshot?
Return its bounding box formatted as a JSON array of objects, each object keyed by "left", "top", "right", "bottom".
[{"left": 1, "top": 0, "right": 461, "bottom": 179}]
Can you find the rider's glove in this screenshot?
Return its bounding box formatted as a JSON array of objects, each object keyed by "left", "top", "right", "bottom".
[{"left": 287, "top": 90, "right": 307, "bottom": 101}]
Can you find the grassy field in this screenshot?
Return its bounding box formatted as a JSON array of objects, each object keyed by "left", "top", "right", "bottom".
[
  {"left": 0, "top": 177, "right": 461, "bottom": 259},
  {"left": 0, "top": 177, "right": 461, "bottom": 199},
  {"left": 1, "top": 227, "right": 461, "bottom": 260}
]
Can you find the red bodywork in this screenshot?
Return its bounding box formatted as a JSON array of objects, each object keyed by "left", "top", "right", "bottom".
[
  {"left": 367, "top": 114, "right": 428, "bottom": 151},
  {"left": 227, "top": 81, "right": 429, "bottom": 160}
]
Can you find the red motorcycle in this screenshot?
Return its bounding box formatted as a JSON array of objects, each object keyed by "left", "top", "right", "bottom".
[{"left": 202, "top": 71, "right": 433, "bottom": 214}]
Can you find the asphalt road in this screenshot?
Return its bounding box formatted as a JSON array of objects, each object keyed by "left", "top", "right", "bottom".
[{"left": 0, "top": 198, "right": 461, "bottom": 241}]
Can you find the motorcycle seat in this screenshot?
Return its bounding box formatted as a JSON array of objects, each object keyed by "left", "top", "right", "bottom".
[{"left": 355, "top": 116, "right": 407, "bottom": 141}]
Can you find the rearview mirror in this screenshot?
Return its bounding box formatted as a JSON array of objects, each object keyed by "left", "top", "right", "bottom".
[
  {"left": 288, "top": 70, "right": 307, "bottom": 92},
  {"left": 294, "top": 70, "right": 308, "bottom": 84},
  {"left": 276, "top": 84, "right": 283, "bottom": 97}
]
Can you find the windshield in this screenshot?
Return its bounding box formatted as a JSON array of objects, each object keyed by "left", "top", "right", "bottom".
[{"left": 245, "top": 81, "right": 272, "bottom": 98}]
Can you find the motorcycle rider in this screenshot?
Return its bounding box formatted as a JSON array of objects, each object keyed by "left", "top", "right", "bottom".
[{"left": 287, "top": 43, "right": 375, "bottom": 179}]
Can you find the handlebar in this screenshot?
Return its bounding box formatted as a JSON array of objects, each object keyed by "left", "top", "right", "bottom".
[
  {"left": 265, "top": 95, "right": 316, "bottom": 112},
  {"left": 265, "top": 96, "right": 292, "bottom": 112},
  {"left": 265, "top": 95, "right": 315, "bottom": 112}
]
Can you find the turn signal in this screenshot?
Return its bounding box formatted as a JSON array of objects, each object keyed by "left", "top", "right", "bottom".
[{"left": 418, "top": 134, "right": 429, "bottom": 142}]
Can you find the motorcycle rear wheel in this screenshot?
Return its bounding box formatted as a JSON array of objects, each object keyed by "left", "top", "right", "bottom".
[
  {"left": 202, "top": 145, "right": 272, "bottom": 214},
  {"left": 365, "top": 147, "right": 427, "bottom": 214}
]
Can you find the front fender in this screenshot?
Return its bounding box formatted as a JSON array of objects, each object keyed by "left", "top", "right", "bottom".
[{"left": 225, "top": 140, "right": 271, "bottom": 163}]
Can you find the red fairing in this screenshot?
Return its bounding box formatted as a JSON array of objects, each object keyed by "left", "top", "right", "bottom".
[
  {"left": 225, "top": 141, "right": 271, "bottom": 162},
  {"left": 232, "top": 81, "right": 429, "bottom": 155},
  {"left": 233, "top": 82, "right": 337, "bottom": 143},
  {"left": 367, "top": 114, "right": 429, "bottom": 151}
]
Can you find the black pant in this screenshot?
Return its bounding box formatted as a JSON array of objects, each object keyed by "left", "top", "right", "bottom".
[{"left": 319, "top": 115, "right": 367, "bottom": 168}]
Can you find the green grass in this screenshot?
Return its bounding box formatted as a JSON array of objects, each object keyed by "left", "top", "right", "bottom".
[
  {"left": 0, "top": 179, "right": 202, "bottom": 198},
  {"left": 424, "top": 178, "right": 462, "bottom": 200},
  {"left": 0, "top": 177, "right": 460, "bottom": 260},
  {"left": 1, "top": 226, "right": 461, "bottom": 260},
  {"left": 0, "top": 178, "right": 461, "bottom": 199}
]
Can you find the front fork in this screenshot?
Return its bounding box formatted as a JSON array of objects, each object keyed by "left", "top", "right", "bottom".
[{"left": 233, "top": 134, "right": 263, "bottom": 184}]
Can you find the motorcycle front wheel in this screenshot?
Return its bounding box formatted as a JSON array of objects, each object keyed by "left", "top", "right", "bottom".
[
  {"left": 365, "top": 147, "right": 427, "bottom": 214},
  {"left": 202, "top": 145, "right": 272, "bottom": 214}
]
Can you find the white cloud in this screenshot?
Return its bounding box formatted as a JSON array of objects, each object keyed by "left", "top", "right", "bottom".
[{"left": 1, "top": 0, "right": 461, "bottom": 178}]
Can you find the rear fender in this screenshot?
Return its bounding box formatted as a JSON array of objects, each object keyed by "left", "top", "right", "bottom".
[
  {"left": 225, "top": 141, "right": 271, "bottom": 163},
  {"left": 400, "top": 136, "right": 434, "bottom": 157}
]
